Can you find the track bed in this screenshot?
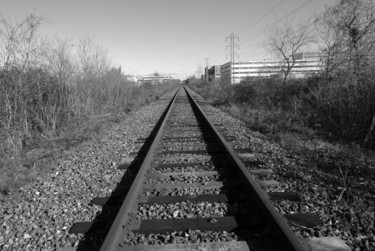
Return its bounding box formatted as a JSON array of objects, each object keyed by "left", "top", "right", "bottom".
[{"left": 84, "top": 86, "right": 306, "bottom": 251}]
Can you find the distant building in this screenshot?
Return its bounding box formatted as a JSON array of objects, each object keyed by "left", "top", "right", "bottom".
[
  {"left": 124, "top": 75, "right": 138, "bottom": 82},
  {"left": 220, "top": 51, "right": 325, "bottom": 84},
  {"left": 204, "top": 65, "right": 221, "bottom": 83},
  {"left": 137, "top": 73, "right": 172, "bottom": 85},
  {"left": 293, "top": 51, "right": 326, "bottom": 60}
]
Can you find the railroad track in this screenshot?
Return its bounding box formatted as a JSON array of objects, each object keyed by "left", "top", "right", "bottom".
[{"left": 69, "top": 86, "right": 308, "bottom": 250}]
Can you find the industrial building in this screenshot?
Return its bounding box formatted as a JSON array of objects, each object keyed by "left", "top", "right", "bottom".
[
  {"left": 216, "top": 51, "right": 325, "bottom": 84},
  {"left": 204, "top": 65, "right": 221, "bottom": 83}
]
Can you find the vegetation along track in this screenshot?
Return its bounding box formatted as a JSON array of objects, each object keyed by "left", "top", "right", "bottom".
[{"left": 68, "top": 86, "right": 309, "bottom": 251}]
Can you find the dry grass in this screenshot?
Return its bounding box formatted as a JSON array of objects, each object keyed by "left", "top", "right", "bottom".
[
  {"left": 0, "top": 83, "right": 174, "bottom": 197},
  {"left": 0, "top": 14, "right": 179, "bottom": 197}
]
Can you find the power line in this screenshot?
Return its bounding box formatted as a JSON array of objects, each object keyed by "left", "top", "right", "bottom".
[
  {"left": 211, "top": 48, "right": 227, "bottom": 64},
  {"left": 239, "top": 51, "right": 269, "bottom": 61},
  {"left": 209, "top": 40, "right": 226, "bottom": 59},
  {"left": 215, "top": 52, "right": 227, "bottom": 65},
  {"left": 240, "top": 47, "right": 266, "bottom": 56},
  {"left": 240, "top": 39, "right": 265, "bottom": 51},
  {"left": 276, "top": 0, "right": 313, "bottom": 23},
  {"left": 212, "top": 50, "right": 225, "bottom": 61},
  {"left": 238, "top": 0, "right": 285, "bottom": 35},
  {"left": 205, "top": 0, "right": 315, "bottom": 70},
  {"left": 239, "top": 15, "right": 318, "bottom": 61},
  {"left": 240, "top": 28, "right": 266, "bottom": 44},
  {"left": 239, "top": 27, "right": 269, "bottom": 45},
  {"left": 239, "top": 0, "right": 314, "bottom": 45},
  {"left": 207, "top": 40, "right": 228, "bottom": 66}
]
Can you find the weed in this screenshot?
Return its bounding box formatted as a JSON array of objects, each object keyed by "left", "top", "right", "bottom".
[{"left": 271, "top": 132, "right": 302, "bottom": 150}]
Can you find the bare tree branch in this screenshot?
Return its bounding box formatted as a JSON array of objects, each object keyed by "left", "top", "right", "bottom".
[
  {"left": 267, "top": 19, "right": 314, "bottom": 84},
  {"left": 316, "top": 0, "right": 375, "bottom": 78}
]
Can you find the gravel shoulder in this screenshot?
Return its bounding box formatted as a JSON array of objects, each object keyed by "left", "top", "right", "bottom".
[
  {"left": 1, "top": 87, "right": 374, "bottom": 250},
  {"left": 198, "top": 100, "right": 375, "bottom": 251},
  {"left": 0, "top": 96, "right": 172, "bottom": 250}
]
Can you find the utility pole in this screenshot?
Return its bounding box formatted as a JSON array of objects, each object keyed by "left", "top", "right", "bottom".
[
  {"left": 203, "top": 57, "right": 210, "bottom": 82},
  {"left": 226, "top": 33, "right": 239, "bottom": 84}
]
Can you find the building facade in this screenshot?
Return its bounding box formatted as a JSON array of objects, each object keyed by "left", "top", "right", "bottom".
[
  {"left": 137, "top": 74, "right": 172, "bottom": 85},
  {"left": 204, "top": 65, "right": 221, "bottom": 83},
  {"left": 220, "top": 52, "right": 325, "bottom": 84}
]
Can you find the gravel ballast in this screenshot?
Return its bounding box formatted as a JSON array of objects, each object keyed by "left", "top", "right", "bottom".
[
  {"left": 0, "top": 95, "right": 172, "bottom": 250},
  {"left": 2, "top": 87, "right": 373, "bottom": 250},
  {"left": 188, "top": 89, "right": 374, "bottom": 251}
]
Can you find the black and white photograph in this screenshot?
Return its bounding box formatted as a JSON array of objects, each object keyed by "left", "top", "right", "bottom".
[{"left": 1, "top": 0, "right": 375, "bottom": 250}]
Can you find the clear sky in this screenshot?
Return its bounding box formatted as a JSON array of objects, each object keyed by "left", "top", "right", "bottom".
[{"left": 1, "top": 0, "right": 334, "bottom": 78}]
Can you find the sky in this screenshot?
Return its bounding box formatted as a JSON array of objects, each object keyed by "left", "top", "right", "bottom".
[{"left": 1, "top": 0, "right": 335, "bottom": 79}]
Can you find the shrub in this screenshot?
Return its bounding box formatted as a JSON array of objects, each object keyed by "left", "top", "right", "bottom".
[
  {"left": 192, "top": 70, "right": 375, "bottom": 147},
  {"left": 189, "top": 80, "right": 229, "bottom": 105},
  {"left": 307, "top": 71, "right": 375, "bottom": 144}
]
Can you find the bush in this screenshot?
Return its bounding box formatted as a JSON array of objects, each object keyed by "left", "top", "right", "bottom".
[
  {"left": 191, "top": 71, "right": 375, "bottom": 147},
  {"left": 231, "top": 78, "right": 307, "bottom": 112},
  {"left": 0, "top": 14, "right": 178, "bottom": 196},
  {"left": 307, "top": 72, "right": 375, "bottom": 143},
  {"left": 189, "top": 80, "right": 229, "bottom": 105}
]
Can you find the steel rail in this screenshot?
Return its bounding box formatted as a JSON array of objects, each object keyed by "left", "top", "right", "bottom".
[
  {"left": 100, "top": 86, "right": 181, "bottom": 251},
  {"left": 184, "top": 86, "right": 306, "bottom": 251}
]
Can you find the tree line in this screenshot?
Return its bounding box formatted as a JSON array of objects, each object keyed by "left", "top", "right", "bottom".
[{"left": 0, "top": 14, "right": 162, "bottom": 159}]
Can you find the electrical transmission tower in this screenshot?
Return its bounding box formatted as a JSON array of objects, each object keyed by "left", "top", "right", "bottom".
[
  {"left": 226, "top": 33, "right": 239, "bottom": 84},
  {"left": 204, "top": 57, "right": 210, "bottom": 68}
]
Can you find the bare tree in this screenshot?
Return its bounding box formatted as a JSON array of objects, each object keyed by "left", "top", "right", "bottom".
[
  {"left": 0, "top": 14, "right": 43, "bottom": 69},
  {"left": 267, "top": 19, "right": 315, "bottom": 84},
  {"left": 41, "top": 37, "right": 75, "bottom": 85},
  {"left": 0, "top": 14, "right": 44, "bottom": 142},
  {"left": 78, "top": 36, "right": 110, "bottom": 79},
  {"left": 316, "top": 0, "right": 375, "bottom": 77},
  {"left": 313, "top": 0, "right": 375, "bottom": 145},
  {"left": 38, "top": 37, "right": 77, "bottom": 131},
  {"left": 314, "top": 15, "right": 346, "bottom": 79}
]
